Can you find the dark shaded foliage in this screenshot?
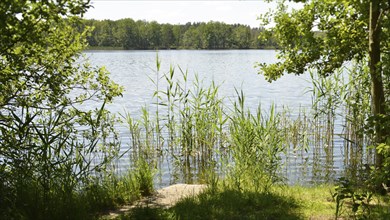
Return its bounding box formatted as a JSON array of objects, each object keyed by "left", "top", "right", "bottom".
[{"left": 81, "top": 19, "right": 276, "bottom": 49}]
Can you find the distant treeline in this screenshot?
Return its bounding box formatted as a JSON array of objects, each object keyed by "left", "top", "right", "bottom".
[{"left": 81, "top": 18, "right": 277, "bottom": 49}]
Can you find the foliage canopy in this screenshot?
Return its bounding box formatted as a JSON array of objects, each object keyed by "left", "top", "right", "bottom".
[
  {"left": 0, "top": 0, "right": 123, "bottom": 218},
  {"left": 258, "top": 0, "right": 387, "bottom": 79},
  {"left": 82, "top": 19, "right": 269, "bottom": 49},
  {"left": 258, "top": 0, "right": 389, "bottom": 167}
]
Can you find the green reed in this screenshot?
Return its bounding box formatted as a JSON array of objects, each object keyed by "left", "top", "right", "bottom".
[
  {"left": 122, "top": 110, "right": 142, "bottom": 158},
  {"left": 226, "top": 89, "right": 287, "bottom": 191},
  {"left": 119, "top": 57, "right": 383, "bottom": 193},
  {"left": 342, "top": 64, "right": 373, "bottom": 177},
  {"left": 308, "top": 63, "right": 375, "bottom": 183},
  {"left": 120, "top": 58, "right": 324, "bottom": 190},
  {"left": 111, "top": 59, "right": 390, "bottom": 219}
]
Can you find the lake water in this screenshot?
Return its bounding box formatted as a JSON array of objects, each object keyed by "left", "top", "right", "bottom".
[
  {"left": 84, "top": 50, "right": 357, "bottom": 187},
  {"left": 85, "top": 50, "right": 314, "bottom": 112}
]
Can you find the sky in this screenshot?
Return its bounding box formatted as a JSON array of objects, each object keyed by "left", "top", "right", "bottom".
[{"left": 84, "top": 1, "right": 281, "bottom": 28}]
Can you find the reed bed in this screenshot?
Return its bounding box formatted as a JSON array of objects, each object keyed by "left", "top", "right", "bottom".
[{"left": 117, "top": 59, "right": 377, "bottom": 190}]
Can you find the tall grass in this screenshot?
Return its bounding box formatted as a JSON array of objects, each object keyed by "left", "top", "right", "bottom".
[
  {"left": 227, "top": 89, "right": 287, "bottom": 191},
  {"left": 121, "top": 62, "right": 230, "bottom": 185},
  {"left": 119, "top": 58, "right": 315, "bottom": 191},
  {"left": 308, "top": 64, "right": 375, "bottom": 183}
]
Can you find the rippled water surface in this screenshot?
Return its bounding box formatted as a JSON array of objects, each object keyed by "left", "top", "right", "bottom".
[{"left": 85, "top": 50, "right": 312, "bottom": 110}]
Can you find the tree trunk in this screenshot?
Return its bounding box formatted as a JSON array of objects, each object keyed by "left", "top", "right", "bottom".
[{"left": 369, "top": 0, "right": 386, "bottom": 167}]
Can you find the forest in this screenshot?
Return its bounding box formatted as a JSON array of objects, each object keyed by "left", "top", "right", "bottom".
[{"left": 82, "top": 19, "right": 276, "bottom": 49}]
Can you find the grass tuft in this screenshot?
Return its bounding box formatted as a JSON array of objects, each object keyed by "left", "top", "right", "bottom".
[{"left": 172, "top": 187, "right": 302, "bottom": 220}]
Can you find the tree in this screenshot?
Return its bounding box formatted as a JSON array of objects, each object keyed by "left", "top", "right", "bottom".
[
  {"left": 183, "top": 26, "right": 203, "bottom": 49},
  {"left": 0, "top": 0, "right": 122, "bottom": 218},
  {"left": 369, "top": 0, "right": 387, "bottom": 166},
  {"left": 97, "top": 19, "right": 117, "bottom": 46},
  {"left": 203, "top": 22, "right": 219, "bottom": 49},
  {"left": 146, "top": 21, "right": 162, "bottom": 49},
  {"left": 258, "top": 0, "right": 389, "bottom": 167},
  {"left": 161, "top": 24, "right": 175, "bottom": 49},
  {"left": 136, "top": 20, "right": 149, "bottom": 49},
  {"left": 82, "top": 19, "right": 272, "bottom": 50},
  {"left": 83, "top": 19, "right": 99, "bottom": 46},
  {"left": 233, "top": 25, "right": 251, "bottom": 49},
  {"left": 117, "top": 18, "right": 138, "bottom": 49},
  {"left": 172, "top": 25, "right": 182, "bottom": 48}
]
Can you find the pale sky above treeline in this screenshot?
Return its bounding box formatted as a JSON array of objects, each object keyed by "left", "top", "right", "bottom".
[{"left": 85, "top": 0, "right": 301, "bottom": 28}]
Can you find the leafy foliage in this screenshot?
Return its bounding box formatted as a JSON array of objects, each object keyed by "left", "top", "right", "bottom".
[
  {"left": 333, "top": 178, "right": 373, "bottom": 219},
  {"left": 259, "top": 0, "right": 389, "bottom": 165},
  {"left": 257, "top": 0, "right": 375, "bottom": 80},
  {"left": 82, "top": 19, "right": 269, "bottom": 49},
  {"left": 0, "top": 0, "right": 123, "bottom": 218},
  {"left": 367, "top": 141, "right": 390, "bottom": 193}
]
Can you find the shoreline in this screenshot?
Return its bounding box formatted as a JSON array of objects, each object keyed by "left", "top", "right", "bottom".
[{"left": 84, "top": 47, "right": 278, "bottom": 51}]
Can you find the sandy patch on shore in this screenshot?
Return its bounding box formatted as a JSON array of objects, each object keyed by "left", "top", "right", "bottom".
[
  {"left": 143, "top": 184, "right": 207, "bottom": 208},
  {"left": 104, "top": 184, "right": 207, "bottom": 219}
]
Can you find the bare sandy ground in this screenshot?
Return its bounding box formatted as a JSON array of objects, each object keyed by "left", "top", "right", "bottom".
[
  {"left": 103, "top": 184, "right": 207, "bottom": 219},
  {"left": 143, "top": 184, "right": 207, "bottom": 208}
]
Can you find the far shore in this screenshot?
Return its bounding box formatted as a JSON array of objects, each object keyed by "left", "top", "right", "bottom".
[{"left": 84, "top": 46, "right": 278, "bottom": 51}]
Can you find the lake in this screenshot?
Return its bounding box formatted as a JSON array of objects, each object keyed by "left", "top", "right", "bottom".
[{"left": 84, "top": 50, "right": 357, "bottom": 187}]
